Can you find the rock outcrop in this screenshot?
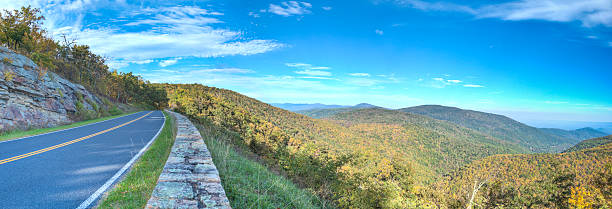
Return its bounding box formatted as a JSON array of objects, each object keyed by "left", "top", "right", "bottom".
[{"left": 0, "top": 46, "right": 102, "bottom": 132}]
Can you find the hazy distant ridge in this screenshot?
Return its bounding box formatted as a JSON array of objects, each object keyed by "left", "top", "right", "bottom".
[
  {"left": 400, "top": 105, "right": 607, "bottom": 153},
  {"left": 270, "top": 103, "right": 351, "bottom": 111}
]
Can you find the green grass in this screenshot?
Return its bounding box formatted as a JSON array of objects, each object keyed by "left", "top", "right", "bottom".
[
  {"left": 0, "top": 112, "right": 135, "bottom": 142},
  {"left": 97, "top": 111, "right": 176, "bottom": 209},
  {"left": 197, "top": 120, "right": 332, "bottom": 209}
]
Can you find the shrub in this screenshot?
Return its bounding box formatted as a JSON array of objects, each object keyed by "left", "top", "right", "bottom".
[
  {"left": 2, "top": 57, "right": 12, "bottom": 65},
  {"left": 3, "top": 70, "right": 15, "bottom": 81},
  {"left": 108, "top": 106, "right": 123, "bottom": 116}
]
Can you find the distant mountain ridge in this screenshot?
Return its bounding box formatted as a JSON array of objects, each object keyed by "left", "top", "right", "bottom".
[
  {"left": 564, "top": 135, "right": 612, "bottom": 152},
  {"left": 289, "top": 103, "right": 607, "bottom": 153},
  {"left": 400, "top": 105, "right": 607, "bottom": 153},
  {"left": 270, "top": 103, "right": 351, "bottom": 111},
  {"left": 296, "top": 103, "right": 380, "bottom": 118},
  {"left": 271, "top": 102, "right": 378, "bottom": 112},
  {"left": 541, "top": 127, "right": 608, "bottom": 142}
]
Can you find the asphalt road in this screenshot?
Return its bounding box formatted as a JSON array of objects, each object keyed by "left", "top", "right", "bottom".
[{"left": 0, "top": 111, "right": 165, "bottom": 209}]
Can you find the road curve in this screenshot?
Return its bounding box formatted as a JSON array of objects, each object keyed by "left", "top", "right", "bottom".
[{"left": 0, "top": 111, "right": 165, "bottom": 209}]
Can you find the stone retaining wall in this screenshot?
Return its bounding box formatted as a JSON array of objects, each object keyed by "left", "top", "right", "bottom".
[{"left": 146, "top": 111, "right": 231, "bottom": 209}]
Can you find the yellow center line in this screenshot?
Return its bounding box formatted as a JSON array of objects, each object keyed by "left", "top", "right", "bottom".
[{"left": 0, "top": 111, "right": 153, "bottom": 165}]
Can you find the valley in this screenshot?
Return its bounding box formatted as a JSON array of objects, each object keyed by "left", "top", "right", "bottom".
[{"left": 162, "top": 84, "right": 611, "bottom": 208}]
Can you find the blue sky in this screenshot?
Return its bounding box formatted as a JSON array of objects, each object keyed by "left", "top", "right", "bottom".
[{"left": 2, "top": 0, "right": 612, "bottom": 123}]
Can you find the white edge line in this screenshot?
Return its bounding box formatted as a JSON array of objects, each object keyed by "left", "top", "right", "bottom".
[
  {"left": 76, "top": 110, "right": 167, "bottom": 209},
  {"left": 0, "top": 111, "right": 145, "bottom": 144}
]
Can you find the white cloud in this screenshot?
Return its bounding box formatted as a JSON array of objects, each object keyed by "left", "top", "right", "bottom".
[
  {"left": 477, "top": 0, "right": 612, "bottom": 27},
  {"left": 294, "top": 69, "right": 332, "bottom": 76},
  {"left": 463, "top": 84, "right": 485, "bottom": 88},
  {"left": 125, "top": 6, "right": 223, "bottom": 26},
  {"left": 299, "top": 76, "right": 337, "bottom": 80},
  {"left": 286, "top": 62, "right": 332, "bottom": 76},
  {"left": 6, "top": 2, "right": 284, "bottom": 67},
  {"left": 389, "top": 0, "right": 612, "bottom": 28},
  {"left": 428, "top": 77, "right": 468, "bottom": 88},
  {"left": 389, "top": 0, "right": 476, "bottom": 14},
  {"left": 285, "top": 63, "right": 311, "bottom": 68},
  {"left": 587, "top": 35, "right": 598, "bottom": 39},
  {"left": 159, "top": 58, "right": 181, "bottom": 67},
  {"left": 248, "top": 11, "right": 260, "bottom": 18},
  {"left": 375, "top": 29, "right": 384, "bottom": 35},
  {"left": 322, "top": 6, "right": 332, "bottom": 11},
  {"left": 132, "top": 59, "right": 154, "bottom": 64},
  {"left": 268, "top": 1, "right": 313, "bottom": 16},
  {"left": 310, "top": 66, "right": 331, "bottom": 70},
  {"left": 349, "top": 73, "right": 371, "bottom": 77}
]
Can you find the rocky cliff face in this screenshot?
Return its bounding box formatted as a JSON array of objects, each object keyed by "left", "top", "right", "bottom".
[{"left": 0, "top": 46, "right": 102, "bottom": 132}]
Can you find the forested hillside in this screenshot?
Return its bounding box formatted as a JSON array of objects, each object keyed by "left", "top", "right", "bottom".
[
  {"left": 161, "top": 84, "right": 419, "bottom": 208},
  {"left": 323, "top": 108, "right": 528, "bottom": 177},
  {"left": 565, "top": 135, "right": 612, "bottom": 152},
  {"left": 439, "top": 143, "right": 611, "bottom": 208},
  {"left": 160, "top": 84, "right": 538, "bottom": 208},
  {"left": 400, "top": 105, "right": 602, "bottom": 153}
]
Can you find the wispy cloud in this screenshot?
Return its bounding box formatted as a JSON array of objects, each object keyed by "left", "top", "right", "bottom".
[
  {"left": 477, "top": 0, "right": 612, "bottom": 27},
  {"left": 286, "top": 62, "right": 332, "bottom": 76},
  {"left": 388, "top": 0, "right": 476, "bottom": 14},
  {"left": 463, "top": 84, "right": 485, "bottom": 88},
  {"left": 268, "top": 1, "right": 313, "bottom": 16},
  {"left": 294, "top": 70, "right": 332, "bottom": 76},
  {"left": 375, "top": 29, "right": 384, "bottom": 35},
  {"left": 322, "top": 6, "right": 332, "bottom": 11},
  {"left": 125, "top": 6, "right": 223, "bottom": 26},
  {"left": 345, "top": 73, "right": 399, "bottom": 87},
  {"left": 132, "top": 59, "right": 153, "bottom": 64},
  {"left": 300, "top": 76, "right": 337, "bottom": 80},
  {"left": 159, "top": 58, "right": 181, "bottom": 67},
  {"left": 248, "top": 11, "right": 261, "bottom": 18},
  {"left": 387, "top": 0, "right": 612, "bottom": 28},
  {"left": 349, "top": 73, "right": 371, "bottom": 77},
  {"left": 426, "top": 76, "right": 477, "bottom": 88},
  {"left": 11, "top": 2, "right": 284, "bottom": 67},
  {"left": 310, "top": 66, "right": 331, "bottom": 70}
]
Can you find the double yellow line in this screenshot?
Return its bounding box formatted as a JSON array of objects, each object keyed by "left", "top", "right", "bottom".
[{"left": 0, "top": 111, "right": 153, "bottom": 165}]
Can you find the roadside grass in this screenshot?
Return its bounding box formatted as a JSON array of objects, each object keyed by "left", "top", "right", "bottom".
[
  {"left": 96, "top": 111, "right": 176, "bottom": 209},
  {"left": 0, "top": 112, "right": 135, "bottom": 142},
  {"left": 197, "top": 120, "right": 332, "bottom": 209}
]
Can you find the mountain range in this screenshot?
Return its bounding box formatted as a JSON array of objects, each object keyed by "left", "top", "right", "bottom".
[
  {"left": 291, "top": 104, "right": 607, "bottom": 153},
  {"left": 163, "top": 87, "right": 610, "bottom": 208},
  {"left": 400, "top": 105, "right": 607, "bottom": 152}
]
